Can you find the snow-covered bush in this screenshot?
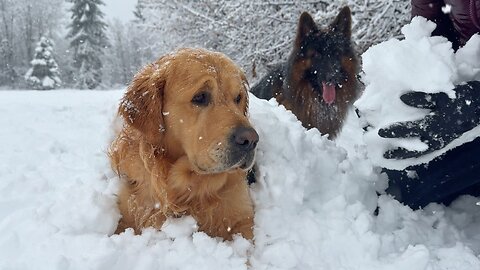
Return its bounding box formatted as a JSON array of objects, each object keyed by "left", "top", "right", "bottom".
[
  {"left": 24, "top": 37, "right": 61, "bottom": 90},
  {"left": 135, "top": 0, "right": 411, "bottom": 80}
]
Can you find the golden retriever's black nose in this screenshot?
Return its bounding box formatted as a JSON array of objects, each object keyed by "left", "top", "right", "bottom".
[{"left": 232, "top": 127, "right": 259, "bottom": 151}]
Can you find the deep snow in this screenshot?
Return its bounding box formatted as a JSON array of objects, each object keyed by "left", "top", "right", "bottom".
[
  {"left": 355, "top": 17, "right": 480, "bottom": 170},
  {"left": 1, "top": 19, "right": 480, "bottom": 270}
]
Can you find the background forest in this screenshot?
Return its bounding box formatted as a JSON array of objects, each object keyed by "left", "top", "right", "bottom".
[{"left": 0, "top": 0, "right": 410, "bottom": 90}]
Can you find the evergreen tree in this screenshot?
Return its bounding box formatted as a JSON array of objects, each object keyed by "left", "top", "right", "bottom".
[
  {"left": 66, "top": 0, "right": 108, "bottom": 89},
  {"left": 133, "top": 1, "right": 145, "bottom": 23},
  {"left": 24, "top": 37, "right": 61, "bottom": 90}
]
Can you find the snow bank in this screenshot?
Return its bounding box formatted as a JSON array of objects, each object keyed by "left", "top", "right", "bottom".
[
  {"left": 354, "top": 17, "right": 480, "bottom": 170},
  {"left": 0, "top": 87, "right": 479, "bottom": 269}
]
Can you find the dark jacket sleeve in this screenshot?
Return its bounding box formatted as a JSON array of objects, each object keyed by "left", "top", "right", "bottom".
[
  {"left": 411, "top": 0, "right": 460, "bottom": 49},
  {"left": 412, "top": 0, "right": 480, "bottom": 49},
  {"left": 384, "top": 136, "right": 480, "bottom": 209},
  {"left": 444, "top": 0, "right": 480, "bottom": 46}
]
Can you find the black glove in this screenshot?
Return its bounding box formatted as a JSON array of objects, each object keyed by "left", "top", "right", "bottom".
[{"left": 379, "top": 81, "right": 480, "bottom": 159}]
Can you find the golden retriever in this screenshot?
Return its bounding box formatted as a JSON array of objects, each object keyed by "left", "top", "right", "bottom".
[{"left": 109, "top": 48, "right": 258, "bottom": 240}]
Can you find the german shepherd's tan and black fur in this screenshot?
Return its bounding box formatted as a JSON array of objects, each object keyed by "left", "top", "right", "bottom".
[{"left": 251, "top": 7, "right": 360, "bottom": 138}]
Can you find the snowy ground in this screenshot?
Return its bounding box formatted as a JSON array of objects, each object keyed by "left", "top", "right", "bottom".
[{"left": 1, "top": 19, "right": 480, "bottom": 270}]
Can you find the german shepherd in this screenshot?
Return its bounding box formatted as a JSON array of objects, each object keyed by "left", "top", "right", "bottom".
[{"left": 251, "top": 7, "right": 359, "bottom": 138}]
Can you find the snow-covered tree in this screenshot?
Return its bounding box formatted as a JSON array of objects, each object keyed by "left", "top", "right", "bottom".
[
  {"left": 0, "top": 38, "right": 16, "bottom": 85},
  {"left": 24, "top": 37, "right": 61, "bottom": 90},
  {"left": 0, "top": 0, "right": 65, "bottom": 88},
  {"left": 103, "top": 19, "right": 143, "bottom": 87},
  {"left": 66, "top": 0, "right": 108, "bottom": 89},
  {"left": 135, "top": 0, "right": 411, "bottom": 82},
  {"left": 133, "top": 2, "right": 145, "bottom": 23}
]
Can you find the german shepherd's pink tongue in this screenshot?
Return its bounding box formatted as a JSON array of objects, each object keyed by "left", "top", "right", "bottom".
[{"left": 322, "top": 82, "right": 336, "bottom": 104}]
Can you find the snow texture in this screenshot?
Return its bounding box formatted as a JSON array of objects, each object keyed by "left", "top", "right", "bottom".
[
  {"left": 1, "top": 19, "right": 480, "bottom": 270},
  {"left": 354, "top": 17, "right": 480, "bottom": 170},
  {"left": 0, "top": 89, "right": 479, "bottom": 269}
]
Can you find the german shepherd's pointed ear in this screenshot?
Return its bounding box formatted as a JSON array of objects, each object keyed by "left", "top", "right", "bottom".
[
  {"left": 329, "top": 6, "right": 352, "bottom": 38},
  {"left": 119, "top": 58, "right": 169, "bottom": 144},
  {"left": 295, "top": 12, "right": 318, "bottom": 47}
]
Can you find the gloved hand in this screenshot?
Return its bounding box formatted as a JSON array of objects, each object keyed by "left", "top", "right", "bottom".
[{"left": 379, "top": 81, "right": 480, "bottom": 159}]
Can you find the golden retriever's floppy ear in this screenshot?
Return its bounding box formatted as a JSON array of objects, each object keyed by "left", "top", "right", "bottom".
[{"left": 119, "top": 60, "right": 168, "bottom": 144}]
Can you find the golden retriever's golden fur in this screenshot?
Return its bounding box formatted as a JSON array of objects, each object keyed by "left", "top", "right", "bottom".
[{"left": 109, "top": 48, "right": 258, "bottom": 240}]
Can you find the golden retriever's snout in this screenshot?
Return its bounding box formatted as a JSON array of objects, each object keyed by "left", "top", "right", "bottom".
[
  {"left": 229, "top": 126, "right": 259, "bottom": 170},
  {"left": 231, "top": 126, "right": 259, "bottom": 151}
]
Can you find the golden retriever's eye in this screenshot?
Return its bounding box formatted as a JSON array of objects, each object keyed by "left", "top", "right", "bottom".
[
  {"left": 234, "top": 94, "right": 242, "bottom": 104},
  {"left": 191, "top": 91, "right": 210, "bottom": 106}
]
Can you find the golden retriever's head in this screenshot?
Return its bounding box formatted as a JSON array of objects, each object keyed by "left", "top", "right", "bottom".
[{"left": 119, "top": 48, "right": 258, "bottom": 174}]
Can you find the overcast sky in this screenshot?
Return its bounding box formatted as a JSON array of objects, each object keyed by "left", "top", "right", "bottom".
[{"left": 102, "top": 0, "right": 137, "bottom": 23}]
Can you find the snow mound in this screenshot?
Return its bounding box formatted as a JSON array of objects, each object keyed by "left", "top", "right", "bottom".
[
  {"left": 1, "top": 88, "right": 479, "bottom": 269},
  {"left": 355, "top": 17, "right": 480, "bottom": 170},
  {"left": 249, "top": 96, "right": 380, "bottom": 268}
]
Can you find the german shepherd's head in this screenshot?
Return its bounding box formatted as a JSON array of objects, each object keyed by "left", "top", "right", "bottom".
[
  {"left": 284, "top": 6, "right": 358, "bottom": 107},
  {"left": 251, "top": 6, "right": 359, "bottom": 137}
]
